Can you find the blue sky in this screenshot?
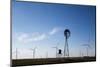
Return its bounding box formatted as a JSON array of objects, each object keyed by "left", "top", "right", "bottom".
[{"left": 12, "top": 0, "right": 96, "bottom": 59}]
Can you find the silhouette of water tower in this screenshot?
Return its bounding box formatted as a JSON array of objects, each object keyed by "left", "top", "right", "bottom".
[
  {"left": 58, "top": 49, "right": 62, "bottom": 54},
  {"left": 64, "top": 29, "right": 71, "bottom": 57},
  {"left": 58, "top": 49, "right": 62, "bottom": 57}
]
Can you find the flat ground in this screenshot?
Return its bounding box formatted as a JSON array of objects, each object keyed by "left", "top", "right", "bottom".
[{"left": 12, "top": 56, "right": 96, "bottom": 67}]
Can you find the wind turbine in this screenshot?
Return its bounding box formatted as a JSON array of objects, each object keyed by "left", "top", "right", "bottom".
[
  {"left": 30, "top": 47, "right": 37, "bottom": 58},
  {"left": 82, "top": 44, "right": 91, "bottom": 57},
  {"left": 52, "top": 46, "right": 58, "bottom": 58},
  {"left": 52, "top": 43, "right": 60, "bottom": 58},
  {"left": 16, "top": 48, "right": 18, "bottom": 59},
  {"left": 12, "top": 48, "right": 20, "bottom": 59},
  {"left": 79, "top": 49, "right": 83, "bottom": 57},
  {"left": 15, "top": 48, "right": 19, "bottom": 59},
  {"left": 46, "top": 51, "right": 48, "bottom": 58},
  {"left": 64, "top": 29, "right": 71, "bottom": 57}
]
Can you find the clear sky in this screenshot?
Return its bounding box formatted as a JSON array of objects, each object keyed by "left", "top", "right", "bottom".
[{"left": 12, "top": 0, "right": 96, "bottom": 59}]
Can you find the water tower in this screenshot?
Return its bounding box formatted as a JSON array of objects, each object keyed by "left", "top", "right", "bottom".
[
  {"left": 58, "top": 49, "right": 62, "bottom": 57},
  {"left": 64, "top": 29, "right": 71, "bottom": 57}
]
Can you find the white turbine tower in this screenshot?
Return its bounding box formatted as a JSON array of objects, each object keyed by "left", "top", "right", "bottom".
[
  {"left": 30, "top": 47, "right": 37, "bottom": 58},
  {"left": 52, "top": 46, "right": 58, "bottom": 58}
]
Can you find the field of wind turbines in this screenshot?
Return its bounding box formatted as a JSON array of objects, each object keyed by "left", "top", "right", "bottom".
[{"left": 12, "top": 0, "right": 96, "bottom": 66}]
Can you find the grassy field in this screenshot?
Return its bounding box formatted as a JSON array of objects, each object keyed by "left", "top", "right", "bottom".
[{"left": 12, "top": 56, "right": 96, "bottom": 67}]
